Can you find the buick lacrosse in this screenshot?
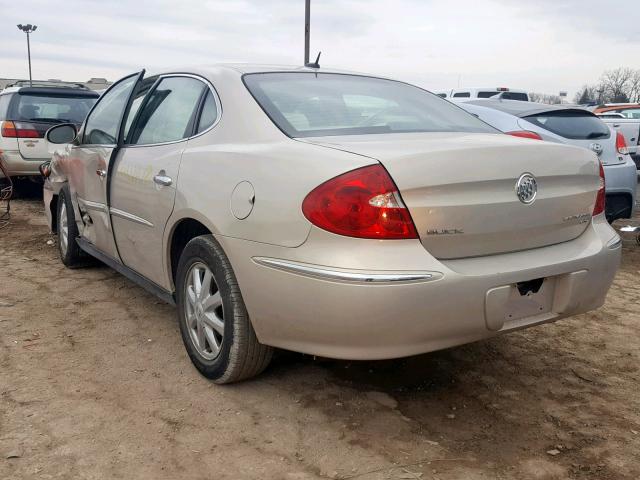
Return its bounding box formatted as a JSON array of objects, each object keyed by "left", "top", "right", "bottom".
[{"left": 43, "top": 65, "right": 621, "bottom": 383}]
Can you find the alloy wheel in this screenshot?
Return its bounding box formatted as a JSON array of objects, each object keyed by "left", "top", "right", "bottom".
[
  {"left": 184, "top": 262, "right": 225, "bottom": 360},
  {"left": 59, "top": 201, "right": 69, "bottom": 255}
]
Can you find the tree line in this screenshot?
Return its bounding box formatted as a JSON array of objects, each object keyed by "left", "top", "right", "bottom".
[
  {"left": 574, "top": 67, "right": 640, "bottom": 105},
  {"left": 527, "top": 68, "right": 640, "bottom": 105}
]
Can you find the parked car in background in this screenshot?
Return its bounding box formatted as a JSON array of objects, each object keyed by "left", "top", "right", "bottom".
[
  {"left": 0, "top": 81, "right": 99, "bottom": 178},
  {"left": 434, "top": 87, "right": 529, "bottom": 101},
  {"left": 43, "top": 65, "right": 620, "bottom": 383},
  {"left": 595, "top": 115, "right": 640, "bottom": 163},
  {"left": 594, "top": 103, "right": 640, "bottom": 119},
  {"left": 459, "top": 99, "right": 637, "bottom": 222}
]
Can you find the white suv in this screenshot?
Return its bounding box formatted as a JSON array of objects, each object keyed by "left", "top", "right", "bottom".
[{"left": 0, "top": 82, "right": 99, "bottom": 178}]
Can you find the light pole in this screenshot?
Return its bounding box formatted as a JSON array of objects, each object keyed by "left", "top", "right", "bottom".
[
  {"left": 17, "top": 24, "right": 37, "bottom": 87},
  {"left": 304, "top": 0, "right": 310, "bottom": 65}
]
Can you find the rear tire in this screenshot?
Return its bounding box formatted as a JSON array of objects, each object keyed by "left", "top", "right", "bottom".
[
  {"left": 176, "top": 235, "right": 273, "bottom": 383},
  {"left": 57, "top": 186, "right": 84, "bottom": 268}
]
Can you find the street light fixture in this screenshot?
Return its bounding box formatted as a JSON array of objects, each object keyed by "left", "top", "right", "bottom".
[{"left": 17, "top": 23, "right": 37, "bottom": 87}]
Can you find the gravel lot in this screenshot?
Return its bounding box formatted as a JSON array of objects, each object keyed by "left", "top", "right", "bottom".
[{"left": 1, "top": 192, "right": 639, "bottom": 480}]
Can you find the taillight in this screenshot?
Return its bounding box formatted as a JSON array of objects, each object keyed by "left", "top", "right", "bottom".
[
  {"left": 615, "top": 131, "right": 628, "bottom": 155},
  {"left": 302, "top": 164, "right": 418, "bottom": 240},
  {"left": 506, "top": 130, "right": 543, "bottom": 140},
  {"left": 593, "top": 161, "right": 605, "bottom": 216},
  {"left": 1, "top": 120, "right": 41, "bottom": 138}
]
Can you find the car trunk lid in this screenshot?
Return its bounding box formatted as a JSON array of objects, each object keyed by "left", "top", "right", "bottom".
[{"left": 299, "top": 132, "right": 599, "bottom": 259}]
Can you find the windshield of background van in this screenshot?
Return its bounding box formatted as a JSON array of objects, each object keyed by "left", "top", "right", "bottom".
[{"left": 244, "top": 73, "right": 498, "bottom": 138}]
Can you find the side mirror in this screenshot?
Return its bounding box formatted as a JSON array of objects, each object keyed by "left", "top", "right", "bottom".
[{"left": 46, "top": 123, "right": 77, "bottom": 144}]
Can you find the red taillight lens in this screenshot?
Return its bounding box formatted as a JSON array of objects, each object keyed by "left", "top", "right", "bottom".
[
  {"left": 593, "top": 161, "right": 606, "bottom": 216},
  {"left": 1, "top": 121, "right": 17, "bottom": 137},
  {"left": 1, "top": 120, "right": 41, "bottom": 138},
  {"left": 616, "top": 131, "right": 628, "bottom": 155},
  {"left": 302, "top": 164, "right": 418, "bottom": 240},
  {"left": 506, "top": 130, "right": 543, "bottom": 140}
]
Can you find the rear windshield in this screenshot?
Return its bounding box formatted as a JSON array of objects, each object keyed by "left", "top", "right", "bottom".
[
  {"left": 243, "top": 73, "right": 497, "bottom": 138},
  {"left": 477, "top": 91, "right": 529, "bottom": 101},
  {"left": 7, "top": 93, "right": 97, "bottom": 125},
  {"left": 524, "top": 110, "right": 610, "bottom": 140}
]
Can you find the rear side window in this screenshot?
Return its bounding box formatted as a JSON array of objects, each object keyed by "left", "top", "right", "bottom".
[
  {"left": 244, "top": 73, "right": 496, "bottom": 138},
  {"left": 196, "top": 90, "right": 218, "bottom": 134},
  {"left": 452, "top": 92, "right": 471, "bottom": 98},
  {"left": 525, "top": 111, "right": 610, "bottom": 140},
  {"left": 6, "top": 93, "right": 96, "bottom": 124},
  {"left": 129, "top": 76, "right": 206, "bottom": 145}
]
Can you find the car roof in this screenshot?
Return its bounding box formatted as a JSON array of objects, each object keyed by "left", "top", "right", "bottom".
[
  {"left": 464, "top": 99, "right": 591, "bottom": 118},
  {"left": 144, "top": 63, "right": 386, "bottom": 80},
  {"left": 1, "top": 86, "right": 99, "bottom": 97}
]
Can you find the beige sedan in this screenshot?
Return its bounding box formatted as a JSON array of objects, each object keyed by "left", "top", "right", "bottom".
[{"left": 43, "top": 65, "right": 621, "bottom": 383}]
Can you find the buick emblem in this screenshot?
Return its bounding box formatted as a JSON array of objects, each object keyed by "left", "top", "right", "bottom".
[
  {"left": 515, "top": 173, "right": 537, "bottom": 204},
  {"left": 589, "top": 143, "right": 603, "bottom": 156}
]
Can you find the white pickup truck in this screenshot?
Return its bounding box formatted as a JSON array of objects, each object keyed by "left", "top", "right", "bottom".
[
  {"left": 596, "top": 113, "right": 640, "bottom": 166},
  {"left": 434, "top": 87, "right": 530, "bottom": 102}
]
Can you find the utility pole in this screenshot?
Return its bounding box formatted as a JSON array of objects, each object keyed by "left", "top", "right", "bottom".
[
  {"left": 17, "top": 24, "right": 37, "bottom": 86},
  {"left": 304, "top": 0, "right": 310, "bottom": 65}
]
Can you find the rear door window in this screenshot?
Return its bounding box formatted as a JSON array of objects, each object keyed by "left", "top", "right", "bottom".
[
  {"left": 524, "top": 111, "right": 610, "bottom": 140},
  {"left": 452, "top": 92, "right": 471, "bottom": 98},
  {"left": 128, "top": 76, "right": 206, "bottom": 145}
]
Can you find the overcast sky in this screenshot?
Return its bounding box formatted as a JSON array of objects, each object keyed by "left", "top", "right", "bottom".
[{"left": 2, "top": 0, "right": 638, "bottom": 96}]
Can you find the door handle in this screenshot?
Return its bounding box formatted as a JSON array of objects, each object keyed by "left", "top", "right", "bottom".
[
  {"left": 96, "top": 169, "right": 106, "bottom": 178},
  {"left": 153, "top": 173, "right": 172, "bottom": 186}
]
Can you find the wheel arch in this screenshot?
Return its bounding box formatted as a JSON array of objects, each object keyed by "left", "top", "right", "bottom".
[{"left": 166, "top": 217, "right": 213, "bottom": 290}]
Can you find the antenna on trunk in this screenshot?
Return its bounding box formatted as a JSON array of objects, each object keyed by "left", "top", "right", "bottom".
[{"left": 306, "top": 51, "right": 321, "bottom": 69}]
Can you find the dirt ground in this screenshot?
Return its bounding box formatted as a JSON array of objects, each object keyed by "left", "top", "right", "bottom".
[{"left": 1, "top": 191, "right": 639, "bottom": 480}]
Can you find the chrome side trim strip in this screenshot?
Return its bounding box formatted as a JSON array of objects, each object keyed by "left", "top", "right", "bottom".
[
  {"left": 78, "top": 198, "right": 108, "bottom": 213},
  {"left": 606, "top": 236, "right": 622, "bottom": 249},
  {"left": 253, "top": 257, "right": 435, "bottom": 284},
  {"left": 110, "top": 207, "right": 154, "bottom": 227}
]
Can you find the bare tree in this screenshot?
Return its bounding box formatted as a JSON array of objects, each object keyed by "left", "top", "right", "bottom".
[
  {"left": 529, "top": 92, "right": 562, "bottom": 105},
  {"left": 628, "top": 70, "right": 640, "bottom": 103},
  {"left": 600, "top": 67, "right": 635, "bottom": 103}
]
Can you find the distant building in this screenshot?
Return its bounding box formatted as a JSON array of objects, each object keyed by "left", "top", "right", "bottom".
[{"left": 0, "top": 77, "right": 112, "bottom": 92}]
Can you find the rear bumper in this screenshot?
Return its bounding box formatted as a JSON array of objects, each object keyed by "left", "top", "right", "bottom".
[
  {"left": 220, "top": 216, "right": 621, "bottom": 360},
  {"left": 0, "top": 150, "right": 47, "bottom": 177},
  {"left": 604, "top": 157, "right": 637, "bottom": 220}
]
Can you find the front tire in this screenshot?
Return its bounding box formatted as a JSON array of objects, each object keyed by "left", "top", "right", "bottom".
[
  {"left": 57, "top": 186, "right": 84, "bottom": 268},
  {"left": 176, "top": 235, "right": 273, "bottom": 383}
]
